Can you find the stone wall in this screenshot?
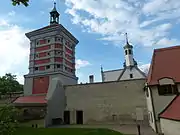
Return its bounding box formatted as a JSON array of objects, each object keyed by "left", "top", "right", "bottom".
[{"left": 65, "top": 79, "right": 148, "bottom": 125}]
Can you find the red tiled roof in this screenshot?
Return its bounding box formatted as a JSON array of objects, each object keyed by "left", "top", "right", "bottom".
[
  {"left": 147, "top": 45, "right": 180, "bottom": 85},
  {"left": 13, "top": 95, "right": 47, "bottom": 104},
  {"left": 159, "top": 95, "right": 180, "bottom": 120}
]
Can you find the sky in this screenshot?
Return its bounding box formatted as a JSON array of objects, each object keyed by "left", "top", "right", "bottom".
[{"left": 0, "top": 0, "right": 180, "bottom": 84}]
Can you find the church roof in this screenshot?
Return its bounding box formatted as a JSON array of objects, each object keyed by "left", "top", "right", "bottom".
[
  {"left": 159, "top": 95, "right": 180, "bottom": 121},
  {"left": 147, "top": 45, "right": 180, "bottom": 86},
  {"left": 102, "top": 69, "right": 124, "bottom": 82}
]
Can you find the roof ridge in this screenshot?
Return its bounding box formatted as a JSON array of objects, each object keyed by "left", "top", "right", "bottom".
[
  {"left": 103, "top": 68, "right": 123, "bottom": 73},
  {"left": 155, "top": 45, "right": 180, "bottom": 52},
  {"left": 147, "top": 50, "right": 156, "bottom": 85}
]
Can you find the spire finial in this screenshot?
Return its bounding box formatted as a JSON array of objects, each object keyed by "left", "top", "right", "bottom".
[
  {"left": 125, "top": 32, "right": 129, "bottom": 44},
  {"left": 54, "top": 1, "right": 56, "bottom": 8},
  {"left": 101, "top": 65, "right": 103, "bottom": 72}
]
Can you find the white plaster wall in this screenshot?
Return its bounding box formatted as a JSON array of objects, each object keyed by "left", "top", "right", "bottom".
[
  {"left": 146, "top": 87, "right": 156, "bottom": 131},
  {"left": 120, "top": 67, "right": 145, "bottom": 81},
  {"left": 23, "top": 77, "right": 33, "bottom": 96},
  {"left": 160, "top": 118, "right": 180, "bottom": 135},
  {"left": 125, "top": 54, "right": 134, "bottom": 66},
  {"left": 65, "top": 79, "right": 148, "bottom": 124},
  {"left": 151, "top": 86, "right": 176, "bottom": 120},
  {"left": 103, "top": 70, "right": 123, "bottom": 82},
  {"left": 158, "top": 78, "right": 174, "bottom": 85}
]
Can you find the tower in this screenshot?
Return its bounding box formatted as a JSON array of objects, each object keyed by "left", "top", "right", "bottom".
[
  {"left": 123, "top": 33, "right": 137, "bottom": 67},
  {"left": 23, "top": 3, "right": 79, "bottom": 96}
]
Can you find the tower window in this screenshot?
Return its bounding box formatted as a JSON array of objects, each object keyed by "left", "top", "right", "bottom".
[
  {"left": 47, "top": 52, "right": 50, "bottom": 56},
  {"left": 47, "top": 39, "right": 50, "bottom": 43},
  {"left": 130, "top": 74, "right": 133, "bottom": 78},
  {"left": 57, "top": 64, "right": 61, "bottom": 68},
  {"left": 128, "top": 50, "right": 132, "bottom": 54},
  {"left": 46, "top": 65, "right": 50, "bottom": 69},
  {"left": 35, "top": 67, "right": 38, "bottom": 71},
  {"left": 36, "top": 41, "right": 39, "bottom": 45},
  {"left": 125, "top": 50, "right": 128, "bottom": 55},
  {"left": 35, "top": 54, "right": 39, "bottom": 58}
]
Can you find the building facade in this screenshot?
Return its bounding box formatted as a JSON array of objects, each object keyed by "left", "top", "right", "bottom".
[
  {"left": 23, "top": 3, "right": 79, "bottom": 96},
  {"left": 146, "top": 46, "right": 180, "bottom": 134},
  {"left": 101, "top": 33, "right": 146, "bottom": 82}
]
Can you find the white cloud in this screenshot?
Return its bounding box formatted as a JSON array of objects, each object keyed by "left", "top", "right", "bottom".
[
  {"left": 64, "top": 0, "right": 180, "bottom": 47},
  {"left": 0, "top": 19, "right": 29, "bottom": 84},
  {"left": 76, "top": 59, "right": 91, "bottom": 69},
  {"left": 8, "top": 11, "right": 16, "bottom": 16},
  {"left": 139, "top": 63, "right": 150, "bottom": 75}
]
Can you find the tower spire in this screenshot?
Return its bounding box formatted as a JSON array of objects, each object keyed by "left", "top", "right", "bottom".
[{"left": 125, "top": 32, "right": 129, "bottom": 45}]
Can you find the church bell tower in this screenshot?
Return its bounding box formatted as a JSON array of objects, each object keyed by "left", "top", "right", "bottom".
[{"left": 123, "top": 33, "right": 137, "bottom": 67}]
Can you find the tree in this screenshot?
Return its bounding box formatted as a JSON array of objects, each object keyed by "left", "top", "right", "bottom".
[
  {"left": 0, "top": 105, "right": 20, "bottom": 135},
  {"left": 12, "top": 0, "right": 29, "bottom": 6},
  {"left": 0, "top": 73, "right": 23, "bottom": 96}
]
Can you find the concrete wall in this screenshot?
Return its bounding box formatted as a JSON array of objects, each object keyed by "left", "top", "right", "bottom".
[
  {"left": 120, "top": 67, "right": 145, "bottom": 81},
  {"left": 24, "top": 77, "right": 33, "bottom": 96},
  {"left": 45, "top": 78, "right": 66, "bottom": 127},
  {"left": 65, "top": 79, "right": 148, "bottom": 124},
  {"left": 50, "top": 73, "right": 77, "bottom": 85},
  {"left": 160, "top": 118, "right": 180, "bottom": 135}
]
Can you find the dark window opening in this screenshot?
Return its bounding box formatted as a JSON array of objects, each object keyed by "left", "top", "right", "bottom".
[
  {"left": 35, "top": 54, "right": 39, "bottom": 58},
  {"left": 158, "top": 84, "right": 178, "bottom": 95},
  {"left": 47, "top": 52, "right": 50, "bottom": 56},
  {"left": 35, "top": 67, "right": 38, "bottom": 71},
  {"left": 46, "top": 65, "right": 50, "bottom": 69},
  {"left": 125, "top": 50, "right": 128, "bottom": 55},
  {"left": 130, "top": 74, "right": 133, "bottom": 78},
  {"left": 36, "top": 41, "right": 39, "bottom": 45},
  {"left": 47, "top": 39, "right": 50, "bottom": 43},
  {"left": 57, "top": 64, "right": 61, "bottom": 68},
  {"left": 65, "top": 67, "right": 67, "bottom": 70},
  {"left": 128, "top": 50, "right": 132, "bottom": 54}
]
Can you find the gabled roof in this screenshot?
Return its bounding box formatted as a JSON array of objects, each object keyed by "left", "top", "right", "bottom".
[
  {"left": 147, "top": 45, "right": 180, "bottom": 86},
  {"left": 159, "top": 95, "right": 180, "bottom": 121},
  {"left": 102, "top": 69, "right": 124, "bottom": 82}
]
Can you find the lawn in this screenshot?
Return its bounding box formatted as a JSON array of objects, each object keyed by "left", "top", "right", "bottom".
[{"left": 13, "top": 128, "right": 126, "bottom": 135}]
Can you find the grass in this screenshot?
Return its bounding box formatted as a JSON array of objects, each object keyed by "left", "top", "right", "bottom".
[{"left": 13, "top": 128, "right": 126, "bottom": 135}]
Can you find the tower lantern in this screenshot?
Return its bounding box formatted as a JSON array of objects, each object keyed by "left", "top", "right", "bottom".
[{"left": 50, "top": 2, "right": 60, "bottom": 25}]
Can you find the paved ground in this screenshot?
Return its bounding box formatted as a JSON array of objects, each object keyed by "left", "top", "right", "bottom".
[{"left": 54, "top": 124, "right": 157, "bottom": 135}]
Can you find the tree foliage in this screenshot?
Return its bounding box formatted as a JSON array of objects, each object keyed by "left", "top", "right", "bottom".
[
  {"left": 0, "top": 105, "right": 20, "bottom": 135},
  {"left": 12, "top": 0, "right": 29, "bottom": 6},
  {"left": 0, "top": 73, "right": 23, "bottom": 95}
]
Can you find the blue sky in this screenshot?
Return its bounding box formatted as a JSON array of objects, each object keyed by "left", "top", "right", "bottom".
[{"left": 0, "top": 0, "right": 180, "bottom": 84}]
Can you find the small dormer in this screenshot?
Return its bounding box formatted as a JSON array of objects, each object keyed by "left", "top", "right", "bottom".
[{"left": 157, "top": 77, "right": 178, "bottom": 96}]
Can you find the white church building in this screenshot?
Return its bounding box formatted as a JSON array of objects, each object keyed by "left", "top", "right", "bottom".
[{"left": 101, "top": 33, "right": 146, "bottom": 82}]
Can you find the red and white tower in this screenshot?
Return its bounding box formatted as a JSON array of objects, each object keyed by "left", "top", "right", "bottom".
[{"left": 23, "top": 3, "right": 79, "bottom": 96}]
